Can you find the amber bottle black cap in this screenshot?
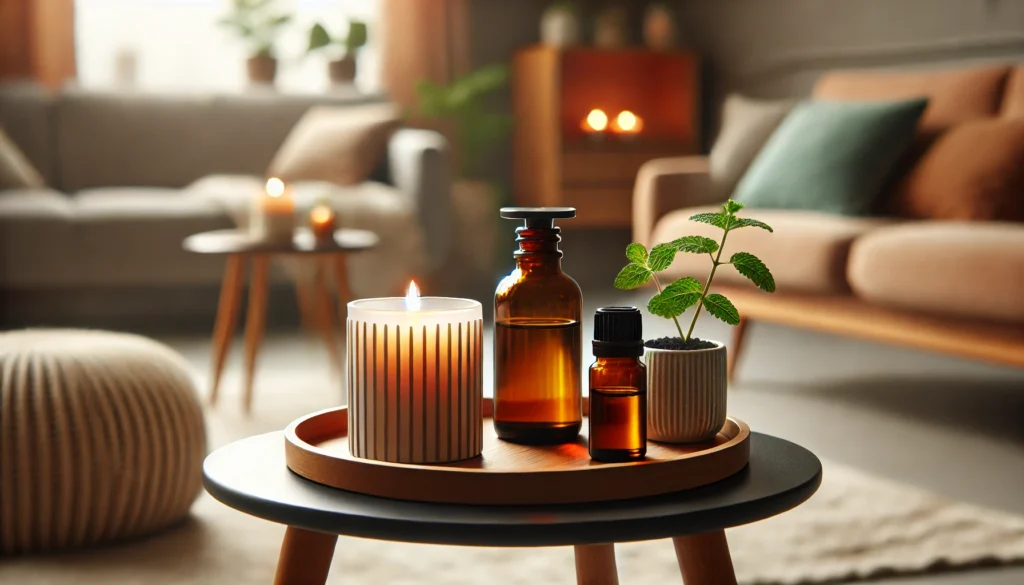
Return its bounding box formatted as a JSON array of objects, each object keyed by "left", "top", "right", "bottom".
[
  {"left": 593, "top": 306, "right": 643, "bottom": 357},
  {"left": 500, "top": 207, "right": 575, "bottom": 229}
]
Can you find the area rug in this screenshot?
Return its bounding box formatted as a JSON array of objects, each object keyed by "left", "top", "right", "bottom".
[{"left": 2, "top": 380, "right": 1023, "bottom": 585}]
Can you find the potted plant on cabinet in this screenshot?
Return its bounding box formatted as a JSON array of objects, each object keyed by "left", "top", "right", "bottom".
[
  {"left": 218, "top": 0, "right": 292, "bottom": 86},
  {"left": 307, "top": 19, "right": 368, "bottom": 85},
  {"left": 614, "top": 200, "right": 775, "bottom": 442}
]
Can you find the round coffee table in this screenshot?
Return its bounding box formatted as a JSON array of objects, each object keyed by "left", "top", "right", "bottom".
[
  {"left": 204, "top": 431, "right": 821, "bottom": 585},
  {"left": 183, "top": 228, "right": 379, "bottom": 412}
]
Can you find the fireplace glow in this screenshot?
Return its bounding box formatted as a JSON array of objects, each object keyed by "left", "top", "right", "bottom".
[
  {"left": 581, "top": 108, "right": 609, "bottom": 133},
  {"left": 612, "top": 110, "right": 643, "bottom": 135}
]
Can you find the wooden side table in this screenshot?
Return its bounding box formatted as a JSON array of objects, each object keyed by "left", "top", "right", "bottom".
[
  {"left": 183, "top": 228, "right": 379, "bottom": 413},
  {"left": 203, "top": 431, "right": 822, "bottom": 585}
]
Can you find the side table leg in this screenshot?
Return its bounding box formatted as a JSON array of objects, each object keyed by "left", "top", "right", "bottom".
[
  {"left": 242, "top": 254, "right": 270, "bottom": 414},
  {"left": 273, "top": 526, "right": 338, "bottom": 585},
  {"left": 331, "top": 253, "right": 353, "bottom": 323},
  {"left": 314, "top": 258, "right": 343, "bottom": 377},
  {"left": 209, "top": 254, "right": 245, "bottom": 406},
  {"left": 574, "top": 543, "right": 619, "bottom": 585},
  {"left": 673, "top": 531, "right": 737, "bottom": 585},
  {"left": 727, "top": 318, "right": 749, "bottom": 383}
]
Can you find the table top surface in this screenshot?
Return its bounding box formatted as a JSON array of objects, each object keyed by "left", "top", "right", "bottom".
[
  {"left": 203, "top": 431, "right": 822, "bottom": 547},
  {"left": 183, "top": 228, "right": 379, "bottom": 254}
]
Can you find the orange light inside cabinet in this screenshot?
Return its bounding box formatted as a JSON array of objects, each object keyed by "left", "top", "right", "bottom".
[
  {"left": 611, "top": 110, "right": 643, "bottom": 135},
  {"left": 580, "top": 108, "right": 608, "bottom": 133}
]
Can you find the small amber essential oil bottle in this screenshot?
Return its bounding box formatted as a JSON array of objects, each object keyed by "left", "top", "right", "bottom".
[
  {"left": 494, "top": 207, "right": 582, "bottom": 445},
  {"left": 589, "top": 307, "right": 647, "bottom": 462}
]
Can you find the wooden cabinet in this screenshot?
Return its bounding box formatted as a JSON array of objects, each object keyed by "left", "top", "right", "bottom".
[{"left": 512, "top": 45, "right": 700, "bottom": 228}]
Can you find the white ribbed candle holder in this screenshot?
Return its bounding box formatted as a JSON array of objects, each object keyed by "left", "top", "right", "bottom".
[
  {"left": 645, "top": 342, "right": 727, "bottom": 443},
  {"left": 347, "top": 297, "right": 483, "bottom": 463}
]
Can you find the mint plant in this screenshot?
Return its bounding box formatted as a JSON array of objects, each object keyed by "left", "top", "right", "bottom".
[{"left": 614, "top": 200, "right": 776, "bottom": 342}]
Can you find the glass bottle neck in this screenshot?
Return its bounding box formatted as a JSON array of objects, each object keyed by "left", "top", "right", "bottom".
[
  {"left": 514, "top": 226, "right": 563, "bottom": 272},
  {"left": 594, "top": 356, "right": 642, "bottom": 367}
]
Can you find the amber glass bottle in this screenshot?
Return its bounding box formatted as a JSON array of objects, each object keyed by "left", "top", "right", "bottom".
[
  {"left": 589, "top": 307, "right": 647, "bottom": 462},
  {"left": 494, "top": 207, "right": 582, "bottom": 444}
]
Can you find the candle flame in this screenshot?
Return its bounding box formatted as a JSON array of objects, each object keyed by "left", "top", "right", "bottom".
[
  {"left": 266, "top": 177, "right": 285, "bottom": 198},
  {"left": 614, "top": 110, "right": 642, "bottom": 133},
  {"left": 405, "top": 280, "right": 421, "bottom": 311},
  {"left": 310, "top": 205, "right": 334, "bottom": 224},
  {"left": 583, "top": 108, "right": 608, "bottom": 132}
]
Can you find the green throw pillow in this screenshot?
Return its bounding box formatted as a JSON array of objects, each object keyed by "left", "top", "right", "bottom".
[{"left": 733, "top": 98, "right": 928, "bottom": 215}]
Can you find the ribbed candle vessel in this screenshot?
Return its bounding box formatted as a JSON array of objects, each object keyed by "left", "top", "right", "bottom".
[
  {"left": 645, "top": 342, "right": 727, "bottom": 443},
  {"left": 347, "top": 301, "right": 484, "bottom": 464}
]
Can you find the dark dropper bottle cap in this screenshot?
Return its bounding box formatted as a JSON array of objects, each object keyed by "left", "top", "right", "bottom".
[
  {"left": 593, "top": 306, "right": 643, "bottom": 357},
  {"left": 500, "top": 207, "right": 576, "bottom": 229}
]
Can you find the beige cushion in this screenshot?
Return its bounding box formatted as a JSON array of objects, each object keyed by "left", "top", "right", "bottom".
[
  {"left": 0, "top": 329, "right": 205, "bottom": 554},
  {"left": 268, "top": 104, "right": 400, "bottom": 185},
  {"left": 848, "top": 223, "right": 1024, "bottom": 323},
  {"left": 0, "top": 127, "right": 45, "bottom": 189},
  {"left": 651, "top": 206, "right": 895, "bottom": 294},
  {"left": 709, "top": 95, "right": 794, "bottom": 198}
]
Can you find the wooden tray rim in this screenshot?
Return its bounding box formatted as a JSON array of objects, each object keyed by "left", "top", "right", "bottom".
[{"left": 285, "top": 398, "right": 750, "bottom": 477}]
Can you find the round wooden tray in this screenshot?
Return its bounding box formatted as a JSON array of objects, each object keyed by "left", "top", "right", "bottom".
[{"left": 284, "top": 398, "right": 750, "bottom": 505}]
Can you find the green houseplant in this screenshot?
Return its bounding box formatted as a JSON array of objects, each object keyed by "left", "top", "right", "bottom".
[
  {"left": 218, "top": 0, "right": 292, "bottom": 85},
  {"left": 308, "top": 19, "right": 368, "bottom": 84},
  {"left": 614, "top": 200, "right": 776, "bottom": 442}
]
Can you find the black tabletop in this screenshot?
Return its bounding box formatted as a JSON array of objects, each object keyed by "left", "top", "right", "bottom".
[
  {"left": 183, "top": 228, "right": 379, "bottom": 255},
  {"left": 203, "top": 432, "right": 821, "bottom": 547}
]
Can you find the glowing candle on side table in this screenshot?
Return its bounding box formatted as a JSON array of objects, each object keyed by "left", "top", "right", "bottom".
[
  {"left": 251, "top": 177, "right": 296, "bottom": 242},
  {"left": 309, "top": 202, "right": 336, "bottom": 244},
  {"left": 347, "top": 282, "right": 483, "bottom": 463}
]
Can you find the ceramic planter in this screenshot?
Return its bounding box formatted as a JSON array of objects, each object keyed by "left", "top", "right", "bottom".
[
  {"left": 247, "top": 55, "right": 277, "bottom": 86},
  {"left": 645, "top": 341, "right": 727, "bottom": 443},
  {"left": 329, "top": 55, "right": 357, "bottom": 84}
]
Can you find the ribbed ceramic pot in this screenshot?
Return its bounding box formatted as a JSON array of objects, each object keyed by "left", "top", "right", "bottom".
[{"left": 645, "top": 341, "right": 727, "bottom": 443}]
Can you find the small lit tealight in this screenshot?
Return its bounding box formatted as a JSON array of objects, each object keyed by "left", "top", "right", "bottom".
[
  {"left": 309, "top": 203, "right": 336, "bottom": 243},
  {"left": 611, "top": 110, "right": 643, "bottom": 138},
  {"left": 581, "top": 108, "right": 608, "bottom": 138}
]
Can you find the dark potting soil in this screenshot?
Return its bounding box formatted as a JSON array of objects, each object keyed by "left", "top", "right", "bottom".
[{"left": 644, "top": 336, "right": 717, "bottom": 351}]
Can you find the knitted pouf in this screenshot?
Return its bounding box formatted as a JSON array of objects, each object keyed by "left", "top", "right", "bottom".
[{"left": 0, "top": 329, "right": 206, "bottom": 555}]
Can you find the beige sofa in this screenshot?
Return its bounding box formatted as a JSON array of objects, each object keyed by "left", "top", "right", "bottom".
[
  {"left": 0, "top": 84, "right": 451, "bottom": 323},
  {"left": 634, "top": 65, "right": 1024, "bottom": 373}
]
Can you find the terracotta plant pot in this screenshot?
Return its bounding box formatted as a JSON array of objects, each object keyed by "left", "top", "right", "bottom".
[
  {"left": 247, "top": 55, "right": 278, "bottom": 86},
  {"left": 329, "top": 55, "right": 357, "bottom": 84},
  {"left": 645, "top": 341, "right": 727, "bottom": 443}
]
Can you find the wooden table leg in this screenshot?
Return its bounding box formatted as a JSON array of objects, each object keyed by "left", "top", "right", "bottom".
[
  {"left": 727, "top": 318, "right": 749, "bottom": 383},
  {"left": 673, "top": 531, "right": 737, "bottom": 585},
  {"left": 574, "top": 543, "right": 619, "bottom": 585},
  {"left": 209, "top": 254, "right": 245, "bottom": 406},
  {"left": 273, "top": 526, "right": 338, "bottom": 585},
  {"left": 295, "top": 277, "right": 319, "bottom": 338},
  {"left": 314, "top": 259, "right": 343, "bottom": 377},
  {"left": 331, "top": 253, "right": 353, "bottom": 323},
  {"left": 241, "top": 254, "right": 269, "bottom": 414}
]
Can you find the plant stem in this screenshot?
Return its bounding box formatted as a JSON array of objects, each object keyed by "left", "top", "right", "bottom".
[
  {"left": 652, "top": 273, "right": 686, "bottom": 341},
  {"left": 684, "top": 222, "right": 731, "bottom": 342}
]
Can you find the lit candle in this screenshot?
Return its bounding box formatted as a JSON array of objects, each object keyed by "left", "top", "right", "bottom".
[
  {"left": 581, "top": 108, "right": 608, "bottom": 139},
  {"left": 309, "top": 203, "right": 336, "bottom": 244},
  {"left": 611, "top": 110, "right": 643, "bottom": 139},
  {"left": 347, "top": 282, "right": 484, "bottom": 464},
  {"left": 251, "top": 177, "right": 296, "bottom": 242}
]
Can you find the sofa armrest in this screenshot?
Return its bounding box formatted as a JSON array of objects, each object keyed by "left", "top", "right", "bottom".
[
  {"left": 387, "top": 128, "right": 452, "bottom": 270},
  {"left": 632, "top": 156, "right": 721, "bottom": 247}
]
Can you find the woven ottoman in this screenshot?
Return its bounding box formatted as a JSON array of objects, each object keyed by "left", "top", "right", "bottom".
[{"left": 0, "top": 329, "right": 206, "bottom": 554}]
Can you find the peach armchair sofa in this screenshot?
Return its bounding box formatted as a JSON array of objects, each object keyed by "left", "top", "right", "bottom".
[{"left": 633, "top": 64, "right": 1024, "bottom": 376}]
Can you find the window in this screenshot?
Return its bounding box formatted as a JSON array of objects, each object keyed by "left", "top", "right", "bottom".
[{"left": 75, "top": 0, "right": 380, "bottom": 93}]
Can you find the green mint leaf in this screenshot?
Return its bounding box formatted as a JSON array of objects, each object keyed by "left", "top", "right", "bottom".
[
  {"left": 671, "top": 235, "right": 719, "bottom": 254},
  {"left": 648, "top": 243, "right": 677, "bottom": 272},
  {"left": 724, "top": 200, "right": 745, "bottom": 214},
  {"left": 647, "top": 277, "right": 702, "bottom": 318},
  {"left": 731, "top": 217, "right": 774, "bottom": 232},
  {"left": 614, "top": 263, "right": 653, "bottom": 290},
  {"left": 689, "top": 212, "right": 731, "bottom": 229},
  {"left": 702, "top": 293, "right": 740, "bottom": 325},
  {"left": 625, "top": 242, "right": 648, "bottom": 266},
  {"left": 730, "top": 252, "right": 776, "bottom": 293}
]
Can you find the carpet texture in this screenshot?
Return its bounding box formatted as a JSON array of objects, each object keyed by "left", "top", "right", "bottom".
[{"left": 1, "top": 365, "right": 1023, "bottom": 584}]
